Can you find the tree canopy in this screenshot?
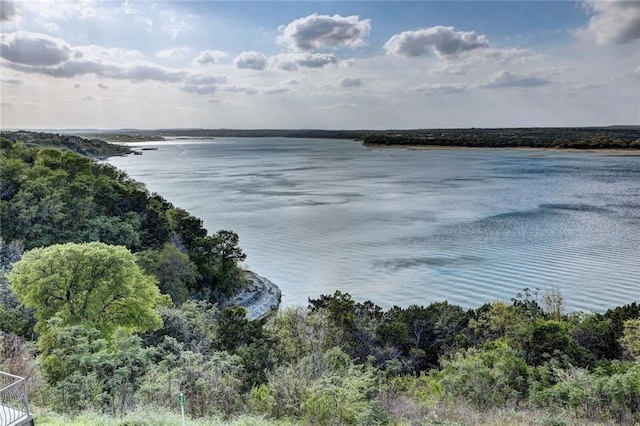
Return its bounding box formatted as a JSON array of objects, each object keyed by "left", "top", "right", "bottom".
[
  {"left": 9, "top": 242, "right": 165, "bottom": 339},
  {"left": 0, "top": 136, "right": 249, "bottom": 303}
]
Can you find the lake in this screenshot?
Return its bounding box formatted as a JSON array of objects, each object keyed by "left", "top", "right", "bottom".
[{"left": 108, "top": 138, "right": 640, "bottom": 312}]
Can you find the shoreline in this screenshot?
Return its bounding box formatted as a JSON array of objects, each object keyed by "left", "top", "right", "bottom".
[
  {"left": 363, "top": 143, "right": 640, "bottom": 156},
  {"left": 226, "top": 271, "right": 281, "bottom": 321}
]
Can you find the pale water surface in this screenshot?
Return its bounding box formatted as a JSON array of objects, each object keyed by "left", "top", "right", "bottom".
[{"left": 109, "top": 138, "right": 640, "bottom": 312}]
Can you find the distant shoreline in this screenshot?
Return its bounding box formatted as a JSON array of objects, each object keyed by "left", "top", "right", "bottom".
[
  {"left": 363, "top": 143, "right": 640, "bottom": 156},
  {"left": 75, "top": 126, "right": 639, "bottom": 151}
]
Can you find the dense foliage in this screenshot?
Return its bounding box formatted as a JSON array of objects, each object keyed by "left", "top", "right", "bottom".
[
  {"left": 3, "top": 289, "right": 640, "bottom": 425},
  {"left": 0, "top": 136, "right": 248, "bottom": 306},
  {"left": 361, "top": 127, "right": 640, "bottom": 150},
  {"left": 2, "top": 133, "right": 640, "bottom": 425}
]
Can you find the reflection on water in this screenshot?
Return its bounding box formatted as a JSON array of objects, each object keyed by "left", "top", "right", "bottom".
[{"left": 109, "top": 138, "right": 640, "bottom": 312}]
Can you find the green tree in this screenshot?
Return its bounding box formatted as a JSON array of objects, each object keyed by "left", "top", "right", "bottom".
[
  {"left": 9, "top": 242, "right": 165, "bottom": 339},
  {"left": 525, "top": 319, "right": 584, "bottom": 366},
  {"left": 620, "top": 319, "right": 640, "bottom": 359},
  {"left": 137, "top": 244, "right": 199, "bottom": 305},
  {"left": 39, "top": 320, "right": 153, "bottom": 414},
  {"left": 193, "top": 230, "right": 247, "bottom": 300},
  {"left": 166, "top": 208, "right": 207, "bottom": 250},
  {"left": 437, "top": 339, "right": 530, "bottom": 409}
]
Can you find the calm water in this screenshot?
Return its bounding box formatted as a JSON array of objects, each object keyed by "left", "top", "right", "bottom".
[{"left": 109, "top": 138, "right": 640, "bottom": 312}]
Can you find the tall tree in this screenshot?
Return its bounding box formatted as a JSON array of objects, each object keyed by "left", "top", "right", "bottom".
[{"left": 9, "top": 242, "right": 165, "bottom": 339}]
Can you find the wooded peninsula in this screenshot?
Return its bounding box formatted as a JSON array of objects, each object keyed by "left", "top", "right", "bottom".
[
  {"left": 73, "top": 126, "right": 640, "bottom": 151},
  {"left": 2, "top": 130, "right": 640, "bottom": 426}
]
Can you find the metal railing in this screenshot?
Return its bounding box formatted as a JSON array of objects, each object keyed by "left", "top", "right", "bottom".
[{"left": 0, "top": 371, "right": 31, "bottom": 426}]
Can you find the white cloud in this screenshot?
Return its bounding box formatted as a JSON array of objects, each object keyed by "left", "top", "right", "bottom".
[
  {"left": 478, "top": 71, "right": 551, "bottom": 89},
  {"left": 412, "top": 83, "right": 467, "bottom": 94},
  {"left": 277, "top": 13, "right": 371, "bottom": 52},
  {"left": 22, "top": 0, "right": 99, "bottom": 21},
  {"left": 0, "top": 78, "right": 22, "bottom": 86},
  {"left": 0, "top": 31, "right": 71, "bottom": 66},
  {"left": 320, "top": 103, "right": 360, "bottom": 110},
  {"left": 159, "top": 8, "right": 194, "bottom": 40},
  {"left": 181, "top": 84, "right": 218, "bottom": 95},
  {"left": 0, "top": 31, "right": 229, "bottom": 93},
  {"left": 223, "top": 85, "right": 259, "bottom": 95},
  {"left": 384, "top": 26, "right": 490, "bottom": 58},
  {"left": 121, "top": 0, "right": 153, "bottom": 32},
  {"left": 273, "top": 53, "right": 338, "bottom": 71},
  {"left": 581, "top": 0, "right": 640, "bottom": 45},
  {"left": 262, "top": 87, "right": 289, "bottom": 95},
  {"left": 185, "top": 74, "right": 226, "bottom": 85},
  {"left": 1, "top": 1, "right": 18, "bottom": 22},
  {"left": 43, "top": 22, "right": 60, "bottom": 32},
  {"left": 81, "top": 95, "right": 94, "bottom": 101},
  {"left": 233, "top": 51, "right": 268, "bottom": 70},
  {"left": 156, "top": 47, "right": 190, "bottom": 60},
  {"left": 97, "top": 82, "right": 108, "bottom": 89},
  {"left": 339, "top": 77, "right": 362, "bottom": 88},
  {"left": 7, "top": 54, "right": 188, "bottom": 82},
  {"left": 193, "top": 50, "right": 227, "bottom": 65}
]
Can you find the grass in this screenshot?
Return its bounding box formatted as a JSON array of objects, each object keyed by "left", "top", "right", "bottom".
[{"left": 33, "top": 406, "right": 297, "bottom": 426}]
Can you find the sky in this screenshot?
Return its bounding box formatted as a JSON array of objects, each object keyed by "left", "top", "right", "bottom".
[{"left": 0, "top": 0, "right": 639, "bottom": 130}]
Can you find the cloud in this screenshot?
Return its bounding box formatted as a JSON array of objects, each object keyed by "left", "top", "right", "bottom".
[
  {"left": 273, "top": 53, "right": 338, "bottom": 71},
  {"left": 193, "top": 50, "right": 227, "bottom": 65},
  {"left": 223, "top": 85, "right": 259, "bottom": 95},
  {"left": 384, "top": 26, "right": 490, "bottom": 58},
  {"left": 233, "top": 51, "right": 268, "bottom": 70},
  {"left": 81, "top": 95, "right": 94, "bottom": 101},
  {"left": 278, "top": 13, "right": 371, "bottom": 52},
  {"left": 121, "top": 0, "right": 153, "bottom": 32},
  {"left": 412, "top": 83, "right": 467, "bottom": 94},
  {"left": 1, "top": 1, "right": 18, "bottom": 22},
  {"left": 262, "top": 87, "right": 289, "bottom": 95},
  {"left": 8, "top": 54, "right": 187, "bottom": 82},
  {"left": 97, "top": 82, "right": 108, "bottom": 89},
  {"left": 478, "top": 71, "right": 551, "bottom": 89},
  {"left": 156, "top": 47, "right": 190, "bottom": 60},
  {"left": 181, "top": 84, "right": 217, "bottom": 95},
  {"left": 185, "top": 73, "right": 226, "bottom": 85},
  {"left": 0, "top": 31, "right": 71, "bottom": 66},
  {"left": 0, "top": 78, "right": 23, "bottom": 85},
  {"left": 159, "top": 8, "right": 194, "bottom": 40},
  {"left": 73, "top": 82, "right": 81, "bottom": 88},
  {"left": 581, "top": 0, "right": 640, "bottom": 45},
  {"left": 43, "top": 23, "right": 60, "bottom": 32},
  {"left": 321, "top": 103, "right": 360, "bottom": 110},
  {"left": 340, "top": 77, "right": 362, "bottom": 88},
  {"left": 0, "top": 31, "right": 229, "bottom": 94}
]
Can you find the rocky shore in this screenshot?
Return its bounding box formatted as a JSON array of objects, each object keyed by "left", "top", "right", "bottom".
[{"left": 227, "top": 271, "right": 282, "bottom": 320}]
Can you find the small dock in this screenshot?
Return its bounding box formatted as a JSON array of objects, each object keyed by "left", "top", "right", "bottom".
[{"left": 0, "top": 372, "right": 33, "bottom": 426}]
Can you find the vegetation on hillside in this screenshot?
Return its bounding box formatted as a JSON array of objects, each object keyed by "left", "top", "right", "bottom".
[
  {"left": 0, "top": 135, "right": 248, "bottom": 307},
  {"left": 1, "top": 131, "right": 132, "bottom": 158},
  {"left": 1, "top": 132, "right": 640, "bottom": 425},
  {"left": 361, "top": 127, "right": 640, "bottom": 150}
]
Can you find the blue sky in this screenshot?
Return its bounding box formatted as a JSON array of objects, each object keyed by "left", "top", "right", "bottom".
[{"left": 1, "top": 0, "right": 638, "bottom": 129}]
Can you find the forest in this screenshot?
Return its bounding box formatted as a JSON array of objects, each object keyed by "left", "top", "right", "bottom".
[{"left": 1, "top": 132, "right": 640, "bottom": 425}]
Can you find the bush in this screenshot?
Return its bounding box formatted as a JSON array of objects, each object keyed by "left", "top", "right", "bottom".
[
  {"left": 531, "top": 360, "right": 640, "bottom": 424},
  {"left": 437, "top": 340, "right": 530, "bottom": 409}
]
